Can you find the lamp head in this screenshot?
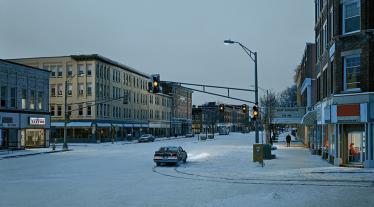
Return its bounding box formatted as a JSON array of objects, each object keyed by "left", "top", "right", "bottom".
[{"left": 224, "top": 39, "right": 236, "bottom": 45}]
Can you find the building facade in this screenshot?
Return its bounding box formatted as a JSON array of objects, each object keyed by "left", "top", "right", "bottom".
[
  {"left": 312, "top": 0, "right": 374, "bottom": 167},
  {"left": 192, "top": 102, "right": 249, "bottom": 134},
  {"left": 161, "top": 82, "right": 192, "bottom": 136},
  {"left": 0, "top": 60, "right": 50, "bottom": 149},
  {"left": 9, "top": 55, "right": 171, "bottom": 143}
]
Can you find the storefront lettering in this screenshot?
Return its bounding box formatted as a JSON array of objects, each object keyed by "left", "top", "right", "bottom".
[{"left": 29, "top": 118, "right": 46, "bottom": 126}]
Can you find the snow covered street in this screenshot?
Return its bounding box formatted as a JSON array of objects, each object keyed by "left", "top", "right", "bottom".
[{"left": 1, "top": 133, "right": 373, "bottom": 207}]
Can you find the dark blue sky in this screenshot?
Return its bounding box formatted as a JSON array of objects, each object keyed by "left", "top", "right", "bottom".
[{"left": 0, "top": 0, "right": 314, "bottom": 105}]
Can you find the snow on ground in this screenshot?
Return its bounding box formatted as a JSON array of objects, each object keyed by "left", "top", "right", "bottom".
[{"left": 0, "top": 132, "right": 373, "bottom": 207}]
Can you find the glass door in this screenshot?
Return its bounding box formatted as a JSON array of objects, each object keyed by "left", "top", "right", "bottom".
[{"left": 347, "top": 131, "right": 365, "bottom": 163}]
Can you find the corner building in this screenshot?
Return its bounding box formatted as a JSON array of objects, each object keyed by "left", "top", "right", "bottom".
[
  {"left": 313, "top": 0, "right": 374, "bottom": 167},
  {"left": 9, "top": 55, "right": 171, "bottom": 143}
]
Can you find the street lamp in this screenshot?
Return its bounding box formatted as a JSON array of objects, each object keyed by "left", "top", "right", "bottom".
[
  {"left": 63, "top": 73, "right": 83, "bottom": 150},
  {"left": 224, "top": 39, "right": 259, "bottom": 143}
]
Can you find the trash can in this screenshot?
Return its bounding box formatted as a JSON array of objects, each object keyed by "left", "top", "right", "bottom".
[{"left": 253, "top": 144, "right": 264, "bottom": 162}]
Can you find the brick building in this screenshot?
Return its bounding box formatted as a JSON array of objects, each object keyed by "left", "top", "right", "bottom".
[{"left": 312, "top": 0, "right": 374, "bottom": 167}]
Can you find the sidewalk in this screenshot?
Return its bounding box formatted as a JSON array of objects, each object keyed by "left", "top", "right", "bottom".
[{"left": 0, "top": 147, "right": 67, "bottom": 160}]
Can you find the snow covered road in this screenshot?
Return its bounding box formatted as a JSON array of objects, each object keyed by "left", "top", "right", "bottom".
[{"left": 0, "top": 133, "right": 373, "bottom": 207}]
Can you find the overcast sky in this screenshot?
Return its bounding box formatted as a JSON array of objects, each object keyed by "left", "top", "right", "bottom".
[{"left": 0, "top": 0, "right": 314, "bottom": 105}]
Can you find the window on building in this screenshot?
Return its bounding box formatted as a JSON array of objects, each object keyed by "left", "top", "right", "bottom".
[
  {"left": 22, "top": 89, "right": 27, "bottom": 109},
  {"left": 343, "top": 0, "right": 360, "bottom": 34},
  {"left": 79, "top": 104, "right": 83, "bottom": 116},
  {"left": 50, "top": 105, "right": 55, "bottom": 116},
  {"left": 57, "top": 105, "right": 62, "bottom": 116},
  {"left": 57, "top": 84, "right": 63, "bottom": 96},
  {"left": 78, "top": 64, "right": 85, "bottom": 76},
  {"left": 87, "top": 83, "right": 92, "bottom": 96},
  {"left": 330, "top": 61, "right": 334, "bottom": 94},
  {"left": 51, "top": 84, "right": 56, "bottom": 97},
  {"left": 87, "top": 64, "right": 92, "bottom": 76},
  {"left": 329, "top": 7, "right": 334, "bottom": 40},
  {"left": 38, "top": 91, "right": 43, "bottom": 110},
  {"left": 10, "top": 87, "right": 16, "bottom": 108},
  {"left": 50, "top": 65, "right": 57, "bottom": 77},
  {"left": 78, "top": 83, "right": 84, "bottom": 96},
  {"left": 67, "top": 64, "right": 73, "bottom": 77},
  {"left": 66, "top": 83, "right": 72, "bottom": 96},
  {"left": 344, "top": 54, "right": 361, "bottom": 91},
  {"left": 57, "top": 65, "right": 63, "bottom": 77},
  {"left": 30, "top": 90, "right": 35, "bottom": 110},
  {"left": 323, "top": 21, "right": 327, "bottom": 49},
  {"left": 316, "top": 35, "right": 321, "bottom": 59},
  {"left": 87, "top": 105, "right": 92, "bottom": 116}
]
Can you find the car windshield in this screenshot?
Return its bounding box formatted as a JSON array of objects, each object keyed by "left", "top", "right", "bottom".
[{"left": 159, "top": 147, "right": 178, "bottom": 152}]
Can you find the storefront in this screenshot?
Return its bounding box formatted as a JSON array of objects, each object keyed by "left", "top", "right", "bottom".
[{"left": 0, "top": 112, "right": 50, "bottom": 149}]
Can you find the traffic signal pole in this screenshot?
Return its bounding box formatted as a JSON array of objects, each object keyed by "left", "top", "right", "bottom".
[{"left": 254, "top": 52, "right": 259, "bottom": 144}]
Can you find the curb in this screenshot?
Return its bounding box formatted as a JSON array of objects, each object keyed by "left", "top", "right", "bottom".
[{"left": 0, "top": 149, "right": 71, "bottom": 160}]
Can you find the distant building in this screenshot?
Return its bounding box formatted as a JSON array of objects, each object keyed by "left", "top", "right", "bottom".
[
  {"left": 9, "top": 54, "right": 172, "bottom": 142},
  {"left": 192, "top": 102, "right": 249, "bottom": 134},
  {"left": 161, "top": 82, "right": 193, "bottom": 136},
  {"left": 0, "top": 60, "right": 50, "bottom": 149}
]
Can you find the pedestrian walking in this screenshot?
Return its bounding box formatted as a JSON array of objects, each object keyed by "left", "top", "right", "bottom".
[{"left": 286, "top": 134, "right": 291, "bottom": 147}]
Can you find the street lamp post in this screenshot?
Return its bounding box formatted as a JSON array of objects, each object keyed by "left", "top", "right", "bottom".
[{"left": 224, "top": 40, "right": 259, "bottom": 143}]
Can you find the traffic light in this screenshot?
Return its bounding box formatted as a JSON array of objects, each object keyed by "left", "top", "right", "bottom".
[
  {"left": 219, "top": 104, "right": 225, "bottom": 112},
  {"left": 242, "top": 104, "right": 247, "bottom": 113},
  {"left": 152, "top": 74, "right": 160, "bottom": 93},
  {"left": 148, "top": 74, "right": 160, "bottom": 93},
  {"left": 252, "top": 105, "right": 259, "bottom": 120}
]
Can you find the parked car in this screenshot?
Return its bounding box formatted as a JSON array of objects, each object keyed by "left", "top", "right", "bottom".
[
  {"left": 138, "top": 134, "right": 155, "bottom": 143},
  {"left": 185, "top": 133, "right": 195, "bottom": 138},
  {"left": 154, "top": 146, "right": 187, "bottom": 166}
]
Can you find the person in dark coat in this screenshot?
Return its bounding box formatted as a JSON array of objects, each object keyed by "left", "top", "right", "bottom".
[{"left": 286, "top": 134, "right": 291, "bottom": 147}]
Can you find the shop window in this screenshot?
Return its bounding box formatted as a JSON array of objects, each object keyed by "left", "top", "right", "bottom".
[
  {"left": 344, "top": 54, "right": 361, "bottom": 91},
  {"left": 343, "top": 0, "right": 360, "bottom": 34}
]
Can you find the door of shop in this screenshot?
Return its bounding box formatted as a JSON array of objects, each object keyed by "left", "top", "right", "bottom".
[
  {"left": 347, "top": 131, "right": 366, "bottom": 164},
  {"left": 0, "top": 129, "right": 8, "bottom": 149}
]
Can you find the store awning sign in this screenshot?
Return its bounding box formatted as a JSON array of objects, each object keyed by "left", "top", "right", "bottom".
[{"left": 29, "top": 117, "right": 46, "bottom": 126}]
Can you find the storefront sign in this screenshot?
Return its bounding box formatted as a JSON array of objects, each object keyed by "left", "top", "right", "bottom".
[
  {"left": 0, "top": 116, "right": 17, "bottom": 127},
  {"left": 337, "top": 104, "right": 361, "bottom": 123},
  {"left": 29, "top": 118, "right": 46, "bottom": 126}
]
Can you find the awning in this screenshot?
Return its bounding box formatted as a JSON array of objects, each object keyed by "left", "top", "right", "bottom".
[
  {"left": 123, "top": 124, "right": 133, "bottom": 127},
  {"left": 133, "top": 124, "right": 141, "bottom": 127},
  {"left": 111, "top": 124, "right": 123, "bottom": 127},
  {"left": 96, "top": 123, "right": 112, "bottom": 127},
  {"left": 141, "top": 124, "right": 149, "bottom": 128},
  {"left": 51, "top": 122, "right": 64, "bottom": 127},
  {"left": 67, "top": 122, "right": 92, "bottom": 127},
  {"left": 301, "top": 110, "right": 317, "bottom": 125}
]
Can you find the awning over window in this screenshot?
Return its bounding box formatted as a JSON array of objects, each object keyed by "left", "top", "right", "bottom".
[
  {"left": 96, "top": 123, "right": 112, "bottom": 127},
  {"left": 301, "top": 110, "right": 317, "bottom": 125},
  {"left": 68, "top": 122, "right": 92, "bottom": 127},
  {"left": 51, "top": 122, "right": 64, "bottom": 127}
]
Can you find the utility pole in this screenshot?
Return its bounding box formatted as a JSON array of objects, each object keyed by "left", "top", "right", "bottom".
[{"left": 63, "top": 80, "right": 68, "bottom": 150}]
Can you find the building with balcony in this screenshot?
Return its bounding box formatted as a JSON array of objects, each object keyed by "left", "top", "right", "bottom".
[
  {"left": 9, "top": 54, "right": 171, "bottom": 142},
  {"left": 0, "top": 60, "right": 50, "bottom": 149}
]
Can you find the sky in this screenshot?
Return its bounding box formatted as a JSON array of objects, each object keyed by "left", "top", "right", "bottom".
[{"left": 0, "top": 0, "right": 315, "bottom": 105}]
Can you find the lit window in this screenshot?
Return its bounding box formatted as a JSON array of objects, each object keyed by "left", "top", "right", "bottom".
[{"left": 344, "top": 54, "right": 361, "bottom": 91}]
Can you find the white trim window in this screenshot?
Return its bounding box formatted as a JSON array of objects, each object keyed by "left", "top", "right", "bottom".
[
  {"left": 342, "top": 0, "right": 360, "bottom": 34},
  {"left": 323, "top": 21, "right": 328, "bottom": 50},
  {"left": 344, "top": 54, "right": 361, "bottom": 91}
]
